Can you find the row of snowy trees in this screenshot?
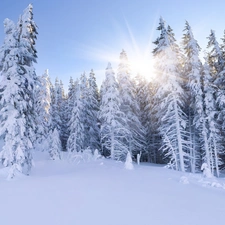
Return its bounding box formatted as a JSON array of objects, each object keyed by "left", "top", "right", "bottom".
[
  {"left": 60, "top": 17, "right": 225, "bottom": 177},
  {"left": 152, "top": 17, "right": 225, "bottom": 177},
  {"left": 0, "top": 5, "right": 225, "bottom": 178}
]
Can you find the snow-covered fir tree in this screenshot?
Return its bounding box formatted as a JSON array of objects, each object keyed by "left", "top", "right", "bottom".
[
  {"left": 86, "top": 69, "right": 100, "bottom": 151},
  {"left": 207, "top": 30, "right": 224, "bottom": 76},
  {"left": 67, "top": 76, "right": 75, "bottom": 115},
  {"left": 207, "top": 30, "right": 225, "bottom": 171},
  {"left": 220, "top": 29, "right": 225, "bottom": 60},
  {"left": 135, "top": 74, "right": 148, "bottom": 127},
  {"left": 63, "top": 77, "right": 75, "bottom": 151},
  {"left": 99, "top": 63, "right": 129, "bottom": 160},
  {"left": 145, "top": 80, "right": 162, "bottom": 163},
  {"left": 202, "top": 61, "right": 224, "bottom": 177},
  {"left": 59, "top": 81, "right": 69, "bottom": 151},
  {"left": 117, "top": 50, "right": 146, "bottom": 159},
  {"left": 51, "top": 78, "right": 63, "bottom": 132},
  {"left": 134, "top": 73, "right": 149, "bottom": 159},
  {"left": 34, "top": 69, "right": 52, "bottom": 146},
  {"left": 49, "top": 128, "right": 62, "bottom": 160},
  {"left": 153, "top": 17, "right": 188, "bottom": 172},
  {"left": 17, "top": 4, "right": 38, "bottom": 143},
  {"left": 0, "top": 19, "right": 15, "bottom": 74},
  {"left": 79, "top": 72, "right": 90, "bottom": 150},
  {"left": 67, "top": 83, "right": 85, "bottom": 153},
  {"left": 209, "top": 33, "right": 225, "bottom": 134},
  {"left": 0, "top": 4, "right": 38, "bottom": 178},
  {"left": 182, "top": 21, "right": 205, "bottom": 172}
]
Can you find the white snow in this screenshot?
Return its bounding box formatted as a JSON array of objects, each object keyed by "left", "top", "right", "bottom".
[
  {"left": 125, "top": 151, "right": 134, "bottom": 170},
  {"left": 201, "top": 162, "right": 213, "bottom": 178},
  {"left": 0, "top": 151, "right": 225, "bottom": 225},
  {"left": 179, "top": 175, "right": 189, "bottom": 184}
]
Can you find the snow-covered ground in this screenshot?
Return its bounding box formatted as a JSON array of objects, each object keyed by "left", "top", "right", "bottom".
[{"left": 0, "top": 152, "right": 225, "bottom": 225}]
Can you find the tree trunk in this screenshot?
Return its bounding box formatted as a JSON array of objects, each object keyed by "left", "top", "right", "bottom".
[
  {"left": 173, "top": 97, "right": 185, "bottom": 172},
  {"left": 110, "top": 127, "right": 115, "bottom": 159}
]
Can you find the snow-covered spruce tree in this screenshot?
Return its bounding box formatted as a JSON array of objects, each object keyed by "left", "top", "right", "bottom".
[
  {"left": 59, "top": 80, "right": 69, "bottom": 151},
  {"left": 0, "top": 4, "right": 38, "bottom": 178},
  {"left": 152, "top": 17, "right": 188, "bottom": 172},
  {"left": 67, "top": 83, "right": 85, "bottom": 153},
  {"left": 64, "top": 77, "right": 77, "bottom": 149},
  {"left": 0, "top": 19, "right": 16, "bottom": 74},
  {"left": 67, "top": 76, "right": 75, "bottom": 115},
  {"left": 145, "top": 80, "right": 162, "bottom": 163},
  {"left": 99, "top": 63, "right": 129, "bottom": 160},
  {"left": 134, "top": 74, "right": 148, "bottom": 158},
  {"left": 209, "top": 34, "right": 225, "bottom": 132},
  {"left": 0, "top": 19, "right": 16, "bottom": 121},
  {"left": 117, "top": 50, "right": 146, "bottom": 159},
  {"left": 99, "top": 80, "right": 105, "bottom": 155},
  {"left": 221, "top": 30, "right": 225, "bottom": 60},
  {"left": 202, "top": 61, "right": 224, "bottom": 177},
  {"left": 63, "top": 77, "right": 76, "bottom": 150},
  {"left": 79, "top": 72, "right": 90, "bottom": 150},
  {"left": 16, "top": 3, "right": 38, "bottom": 145},
  {"left": 182, "top": 21, "right": 206, "bottom": 172},
  {"left": 135, "top": 73, "right": 163, "bottom": 163},
  {"left": 86, "top": 69, "right": 100, "bottom": 151},
  {"left": 49, "top": 128, "right": 61, "bottom": 160},
  {"left": 207, "top": 30, "right": 224, "bottom": 76},
  {"left": 135, "top": 74, "right": 148, "bottom": 126},
  {"left": 51, "top": 78, "right": 63, "bottom": 132},
  {"left": 208, "top": 30, "right": 225, "bottom": 168},
  {"left": 34, "top": 70, "right": 52, "bottom": 146}
]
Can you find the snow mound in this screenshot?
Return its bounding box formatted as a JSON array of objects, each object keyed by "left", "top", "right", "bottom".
[
  {"left": 201, "top": 163, "right": 213, "bottom": 178},
  {"left": 211, "top": 182, "right": 225, "bottom": 188},
  {"left": 69, "top": 149, "right": 102, "bottom": 164},
  {"left": 179, "top": 176, "right": 189, "bottom": 184},
  {"left": 0, "top": 166, "right": 27, "bottom": 180},
  {"left": 198, "top": 178, "right": 225, "bottom": 190},
  {"left": 93, "top": 149, "right": 102, "bottom": 161},
  {"left": 124, "top": 151, "right": 133, "bottom": 170}
]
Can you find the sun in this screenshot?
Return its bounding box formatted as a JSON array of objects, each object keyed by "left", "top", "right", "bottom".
[{"left": 129, "top": 55, "right": 155, "bottom": 81}]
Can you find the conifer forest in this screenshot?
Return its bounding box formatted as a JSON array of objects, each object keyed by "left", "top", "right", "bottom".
[{"left": 1, "top": 4, "right": 225, "bottom": 179}]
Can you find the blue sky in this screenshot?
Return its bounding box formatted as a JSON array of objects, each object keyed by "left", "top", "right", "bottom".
[{"left": 0, "top": 0, "right": 225, "bottom": 88}]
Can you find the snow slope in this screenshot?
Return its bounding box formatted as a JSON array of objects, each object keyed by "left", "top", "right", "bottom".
[{"left": 0, "top": 152, "right": 225, "bottom": 225}]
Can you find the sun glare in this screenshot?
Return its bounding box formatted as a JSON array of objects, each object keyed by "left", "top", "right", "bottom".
[
  {"left": 129, "top": 55, "right": 155, "bottom": 81},
  {"left": 80, "top": 15, "right": 157, "bottom": 83}
]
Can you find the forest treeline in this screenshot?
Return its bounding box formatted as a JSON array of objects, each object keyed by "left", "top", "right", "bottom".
[{"left": 0, "top": 5, "right": 224, "bottom": 178}]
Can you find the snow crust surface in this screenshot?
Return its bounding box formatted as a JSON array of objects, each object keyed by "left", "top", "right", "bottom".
[{"left": 0, "top": 151, "right": 225, "bottom": 225}]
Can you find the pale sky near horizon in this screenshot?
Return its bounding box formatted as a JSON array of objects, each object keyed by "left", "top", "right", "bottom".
[{"left": 0, "top": 0, "right": 225, "bottom": 88}]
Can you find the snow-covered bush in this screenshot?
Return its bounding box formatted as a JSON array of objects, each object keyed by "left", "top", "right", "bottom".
[
  {"left": 69, "top": 148, "right": 102, "bottom": 164},
  {"left": 125, "top": 151, "right": 134, "bottom": 170},
  {"left": 81, "top": 148, "right": 93, "bottom": 162},
  {"left": 201, "top": 163, "right": 212, "bottom": 178},
  {"left": 93, "top": 149, "right": 102, "bottom": 160},
  {"left": 179, "top": 176, "right": 189, "bottom": 184}
]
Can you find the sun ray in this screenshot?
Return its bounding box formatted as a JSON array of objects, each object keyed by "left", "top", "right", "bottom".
[
  {"left": 123, "top": 18, "right": 155, "bottom": 80},
  {"left": 75, "top": 15, "right": 158, "bottom": 82}
]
